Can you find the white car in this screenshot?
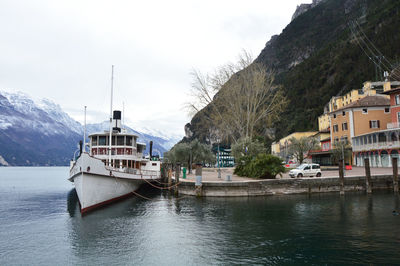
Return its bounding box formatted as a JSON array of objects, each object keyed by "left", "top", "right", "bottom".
[{"left": 289, "top": 163, "right": 322, "bottom": 178}]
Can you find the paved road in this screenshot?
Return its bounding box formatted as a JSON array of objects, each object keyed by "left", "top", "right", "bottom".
[
  {"left": 182, "top": 166, "right": 395, "bottom": 182},
  {"left": 281, "top": 166, "right": 394, "bottom": 179}
]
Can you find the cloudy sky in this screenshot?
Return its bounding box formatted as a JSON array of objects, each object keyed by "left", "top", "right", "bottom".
[{"left": 0, "top": 0, "right": 310, "bottom": 138}]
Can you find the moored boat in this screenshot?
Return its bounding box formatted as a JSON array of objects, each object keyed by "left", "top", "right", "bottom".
[
  {"left": 69, "top": 66, "right": 160, "bottom": 214},
  {"left": 69, "top": 110, "right": 161, "bottom": 213}
]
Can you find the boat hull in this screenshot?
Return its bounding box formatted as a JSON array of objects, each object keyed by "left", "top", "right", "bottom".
[
  {"left": 69, "top": 153, "right": 159, "bottom": 214},
  {"left": 72, "top": 172, "right": 142, "bottom": 213}
]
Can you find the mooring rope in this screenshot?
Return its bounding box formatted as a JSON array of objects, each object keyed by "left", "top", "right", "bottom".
[
  {"left": 142, "top": 178, "right": 181, "bottom": 190},
  {"left": 152, "top": 179, "right": 174, "bottom": 185},
  {"left": 132, "top": 190, "right": 152, "bottom": 200}
]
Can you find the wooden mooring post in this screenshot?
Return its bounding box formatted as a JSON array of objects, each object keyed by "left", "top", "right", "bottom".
[
  {"left": 365, "top": 158, "right": 372, "bottom": 194},
  {"left": 167, "top": 164, "right": 172, "bottom": 190},
  {"left": 174, "top": 163, "right": 181, "bottom": 196},
  {"left": 393, "top": 157, "right": 399, "bottom": 194},
  {"left": 195, "top": 163, "right": 202, "bottom": 197},
  {"left": 339, "top": 159, "right": 344, "bottom": 195}
]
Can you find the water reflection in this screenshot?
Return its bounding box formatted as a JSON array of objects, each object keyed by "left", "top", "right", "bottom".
[
  {"left": 67, "top": 189, "right": 79, "bottom": 217},
  {"left": 64, "top": 190, "right": 400, "bottom": 265}
]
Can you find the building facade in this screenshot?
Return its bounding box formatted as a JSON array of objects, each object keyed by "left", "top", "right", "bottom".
[{"left": 352, "top": 86, "right": 400, "bottom": 167}]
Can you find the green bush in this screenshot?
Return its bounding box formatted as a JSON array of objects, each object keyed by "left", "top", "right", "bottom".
[{"left": 234, "top": 154, "right": 285, "bottom": 179}]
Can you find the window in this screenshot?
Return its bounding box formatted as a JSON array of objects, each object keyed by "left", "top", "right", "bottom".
[
  {"left": 117, "top": 136, "right": 124, "bottom": 145},
  {"left": 385, "top": 107, "right": 390, "bottom": 113},
  {"left": 397, "top": 112, "right": 400, "bottom": 123},
  {"left": 312, "top": 165, "right": 320, "bottom": 169},
  {"left": 99, "top": 136, "right": 106, "bottom": 145},
  {"left": 91, "top": 136, "right": 97, "bottom": 146},
  {"left": 396, "top": 95, "right": 400, "bottom": 105},
  {"left": 369, "top": 120, "right": 380, "bottom": 129},
  {"left": 333, "top": 114, "right": 336, "bottom": 119},
  {"left": 342, "top": 122, "right": 348, "bottom": 131},
  {"left": 304, "top": 166, "right": 310, "bottom": 170},
  {"left": 126, "top": 136, "right": 133, "bottom": 146},
  {"left": 362, "top": 108, "right": 368, "bottom": 114},
  {"left": 333, "top": 124, "right": 339, "bottom": 132},
  {"left": 342, "top": 111, "right": 346, "bottom": 116}
]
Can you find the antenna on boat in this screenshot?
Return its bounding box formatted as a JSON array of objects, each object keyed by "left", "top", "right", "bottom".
[
  {"left": 108, "top": 65, "right": 114, "bottom": 167},
  {"left": 83, "top": 106, "right": 87, "bottom": 153},
  {"left": 122, "top": 101, "right": 125, "bottom": 131}
]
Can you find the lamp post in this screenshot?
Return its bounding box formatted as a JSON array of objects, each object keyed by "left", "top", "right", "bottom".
[{"left": 218, "top": 142, "right": 221, "bottom": 178}]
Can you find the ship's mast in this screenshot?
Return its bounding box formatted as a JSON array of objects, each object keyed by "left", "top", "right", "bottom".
[
  {"left": 108, "top": 65, "right": 114, "bottom": 167},
  {"left": 83, "top": 105, "right": 87, "bottom": 153}
]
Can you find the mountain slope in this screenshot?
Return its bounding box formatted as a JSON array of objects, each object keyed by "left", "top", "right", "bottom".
[{"left": 185, "top": 0, "right": 400, "bottom": 144}]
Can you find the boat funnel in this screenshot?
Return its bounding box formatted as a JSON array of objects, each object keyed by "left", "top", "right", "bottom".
[
  {"left": 149, "top": 141, "right": 153, "bottom": 158},
  {"left": 112, "top": 110, "right": 121, "bottom": 132}
]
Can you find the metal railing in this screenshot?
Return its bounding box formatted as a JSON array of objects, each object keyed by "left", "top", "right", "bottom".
[
  {"left": 387, "top": 122, "right": 400, "bottom": 129},
  {"left": 353, "top": 140, "right": 400, "bottom": 152}
]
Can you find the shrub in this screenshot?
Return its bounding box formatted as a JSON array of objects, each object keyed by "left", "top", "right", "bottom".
[{"left": 234, "top": 153, "right": 285, "bottom": 179}]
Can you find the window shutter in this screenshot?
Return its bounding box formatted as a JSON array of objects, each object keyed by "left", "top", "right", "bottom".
[
  {"left": 377, "top": 120, "right": 380, "bottom": 128},
  {"left": 369, "top": 121, "right": 372, "bottom": 128}
]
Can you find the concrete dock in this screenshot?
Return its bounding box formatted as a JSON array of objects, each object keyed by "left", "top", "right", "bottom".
[{"left": 175, "top": 167, "right": 397, "bottom": 197}]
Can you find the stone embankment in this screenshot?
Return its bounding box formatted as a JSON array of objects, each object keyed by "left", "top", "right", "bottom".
[{"left": 178, "top": 175, "right": 395, "bottom": 197}]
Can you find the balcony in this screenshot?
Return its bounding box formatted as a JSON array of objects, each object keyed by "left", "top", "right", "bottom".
[
  {"left": 387, "top": 122, "right": 400, "bottom": 129},
  {"left": 352, "top": 128, "right": 400, "bottom": 152}
]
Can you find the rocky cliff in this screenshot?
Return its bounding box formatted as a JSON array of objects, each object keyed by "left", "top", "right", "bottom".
[{"left": 185, "top": 0, "right": 400, "bottom": 145}]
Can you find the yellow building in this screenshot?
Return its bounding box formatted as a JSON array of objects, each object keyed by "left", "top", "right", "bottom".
[
  {"left": 272, "top": 131, "right": 318, "bottom": 159},
  {"left": 271, "top": 142, "right": 280, "bottom": 156},
  {"left": 318, "top": 81, "right": 393, "bottom": 131}
]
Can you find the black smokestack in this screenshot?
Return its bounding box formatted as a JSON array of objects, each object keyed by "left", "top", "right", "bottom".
[
  {"left": 149, "top": 141, "right": 153, "bottom": 158},
  {"left": 79, "top": 140, "right": 83, "bottom": 155},
  {"left": 113, "top": 110, "right": 122, "bottom": 132}
]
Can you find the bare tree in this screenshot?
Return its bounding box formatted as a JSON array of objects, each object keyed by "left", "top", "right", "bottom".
[
  {"left": 289, "top": 137, "right": 319, "bottom": 164},
  {"left": 186, "top": 50, "right": 287, "bottom": 143}
]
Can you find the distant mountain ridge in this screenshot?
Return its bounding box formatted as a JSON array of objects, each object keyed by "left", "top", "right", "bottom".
[{"left": 0, "top": 90, "right": 180, "bottom": 166}]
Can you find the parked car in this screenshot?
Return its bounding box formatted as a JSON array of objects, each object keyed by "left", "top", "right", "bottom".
[{"left": 289, "top": 163, "right": 322, "bottom": 178}]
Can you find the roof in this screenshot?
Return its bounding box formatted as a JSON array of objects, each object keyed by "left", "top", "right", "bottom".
[
  {"left": 320, "top": 137, "right": 331, "bottom": 142},
  {"left": 331, "top": 95, "right": 390, "bottom": 113},
  {"left": 381, "top": 87, "right": 400, "bottom": 95}
]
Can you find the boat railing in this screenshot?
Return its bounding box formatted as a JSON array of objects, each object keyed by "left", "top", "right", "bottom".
[{"left": 106, "top": 166, "right": 159, "bottom": 177}]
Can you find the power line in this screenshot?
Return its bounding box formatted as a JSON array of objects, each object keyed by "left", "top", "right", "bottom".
[{"left": 348, "top": 21, "right": 400, "bottom": 81}]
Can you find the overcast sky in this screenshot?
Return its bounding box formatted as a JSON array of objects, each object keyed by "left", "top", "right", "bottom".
[{"left": 0, "top": 0, "right": 310, "bottom": 138}]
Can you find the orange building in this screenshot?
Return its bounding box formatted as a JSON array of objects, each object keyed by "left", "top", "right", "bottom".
[
  {"left": 330, "top": 95, "right": 391, "bottom": 146},
  {"left": 352, "top": 86, "right": 400, "bottom": 167}
]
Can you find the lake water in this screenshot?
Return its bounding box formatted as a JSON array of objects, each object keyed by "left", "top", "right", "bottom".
[{"left": 1, "top": 167, "right": 400, "bottom": 265}]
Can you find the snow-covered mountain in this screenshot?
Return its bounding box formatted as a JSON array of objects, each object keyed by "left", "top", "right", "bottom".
[{"left": 0, "top": 90, "right": 180, "bottom": 166}]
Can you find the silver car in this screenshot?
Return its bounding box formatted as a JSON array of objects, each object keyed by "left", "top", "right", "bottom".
[{"left": 289, "top": 163, "right": 322, "bottom": 178}]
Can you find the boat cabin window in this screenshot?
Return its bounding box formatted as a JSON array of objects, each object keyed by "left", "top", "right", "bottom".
[
  {"left": 99, "top": 136, "right": 106, "bottom": 145},
  {"left": 117, "top": 136, "right": 124, "bottom": 145},
  {"left": 126, "top": 136, "right": 133, "bottom": 146},
  {"left": 91, "top": 136, "right": 97, "bottom": 146},
  {"left": 137, "top": 145, "right": 144, "bottom": 153}
]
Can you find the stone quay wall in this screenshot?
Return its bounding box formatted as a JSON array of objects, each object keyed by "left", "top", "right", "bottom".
[{"left": 177, "top": 175, "right": 395, "bottom": 197}]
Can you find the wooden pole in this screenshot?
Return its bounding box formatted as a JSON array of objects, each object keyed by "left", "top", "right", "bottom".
[
  {"left": 175, "top": 163, "right": 181, "bottom": 196},
  {"left": 365, "top": 158, "right": 372, "bottom": 194},
  {"left": 339, "top": 159, "right": 344, "bottom": 195},
  {"left": 168, "top": 164, "right": 172, "bottom": 191},
  {"left": 393, "top": 157, "right": 398, "bottom": 193},
  {"left": 195, "top": 163, "right": 202, "bottom": 197}
]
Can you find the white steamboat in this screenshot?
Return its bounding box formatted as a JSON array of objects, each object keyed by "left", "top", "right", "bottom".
[
  {"left": 69, "top": 110, "right": 160, "bottom": 213},
  {"left": 69, "top": 66, "right": 160, "bottom": 213}
]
